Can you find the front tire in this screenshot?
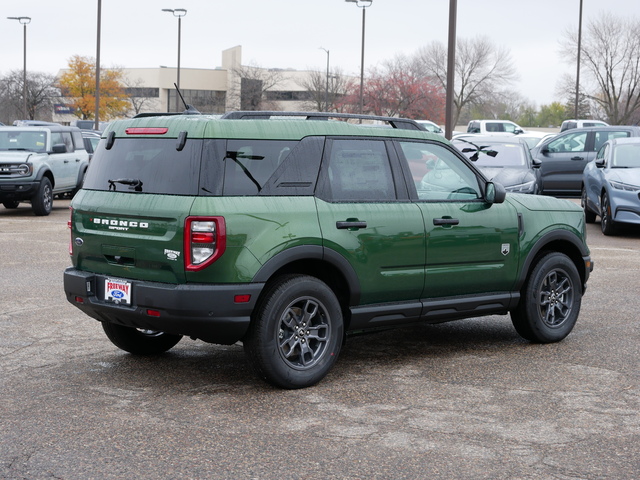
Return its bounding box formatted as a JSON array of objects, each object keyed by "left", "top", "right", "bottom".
[
  {"left": 32, "top": 177, "right": 53, "bottom": 216},
  {"left": 102, "top": 322, "right": 182, "bottom": 355},
  {"left": 244, "top": 275, "right": 343, "bottom": 389},
  {"left": 581, "top": 187, "right": 596, "bottom": 223},
  {"left": 600, "top": 191, "right": 617, "bottom": 236},
  {"left": 511, "top": 252, "right": 581, "bottom": 343}
]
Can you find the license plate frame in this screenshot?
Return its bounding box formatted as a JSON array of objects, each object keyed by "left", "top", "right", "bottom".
[{"left": 104, "top": 278, "right": 132, "bottom": 305}]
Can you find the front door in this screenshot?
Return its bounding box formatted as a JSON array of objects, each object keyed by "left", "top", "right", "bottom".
[{"left": 397, "top": 140, "right": 520, "bottom": 298}]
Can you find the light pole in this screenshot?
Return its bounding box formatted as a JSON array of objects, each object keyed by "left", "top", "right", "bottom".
[
  {"left": 95, "top": 0, "right": 102, "bottom": 131},
  {"left": 345, "top": 0, "right": 372, "bottom": 114},
  {"left": 320, "top": 47, "right": 330, "bottom": 112},
  {"left": 162, "top": 8, "right": 187, "bottom": 112},
  {"left": 7, "top": 16, "right": 31, "bottom": 119},
  {"left": 574, "top": 0, "right": 583, "bottom": 120}
]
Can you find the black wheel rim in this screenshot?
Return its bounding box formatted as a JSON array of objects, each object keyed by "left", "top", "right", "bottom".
[
  {"left": 43, "top": 184, "right": 52, "bottom": 211},
  {"left": 536, "top": 269, "right": 574, "bottom": 327},
  {"left": 601, "top": 194, "right": 611, "bottom": 231},
  {"left": 277, "top": 296, "right": 330, "bottom": 370}
]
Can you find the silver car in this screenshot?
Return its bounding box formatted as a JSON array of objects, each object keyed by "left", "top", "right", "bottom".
[{"left": 582, "top": 137, "right": 640, "bottom": 235}]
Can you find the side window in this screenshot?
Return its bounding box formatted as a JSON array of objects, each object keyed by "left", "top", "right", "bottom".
[
  {"left": 595, "top": 144, "right": 608, "bottom": 165},
  {"left": 61, "top": 132, "right": 74, "bottom": 152},
  {"left": 50, "top": 132, "right": 65, "bottom": 151},
  {"left": 325, "top": 139, "right": 395, "bottom": 201},
  {"left": 223, "top": 140, "right": 297, "bottom": 195},
  {"left": 400, "top": 141, "right": 481, "bottom": 201},
  {"left": 486, "top": 123, "right": 503, "bottom": 133},
  {"left": 594, "top": 131, "right": 629, "bottom": 152},
  {"left": 503, "top": 122, "right": 518, "bottom": 134},
  {"left": 548, "top": 131, "right": 588, "bottom": 153}
]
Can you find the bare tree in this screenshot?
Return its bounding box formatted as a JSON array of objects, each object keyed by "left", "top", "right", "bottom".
[
  {"left": 297, "top": 67, "right": 352, "bottom": 112},
  {"left": 122, "top": 77, "right": 156, "bottom": 116},
  {"left": 228, "top": 63, "right": 285, "bottom": 111},
  {"left": 561, "top": 12, "right": 640, "bottom": 124},
  {"left": 415, "top": 36, "right": 518, "bottom": 126},
  {"left": 0, "top": 70, "right": 58, "bottom": 122}
]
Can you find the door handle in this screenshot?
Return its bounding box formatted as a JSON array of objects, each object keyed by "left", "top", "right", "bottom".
[
  {"left": 570, "top": 156, "right": 584, "bottom": 161},
  {"left": 63, "top": 160, "right": 69, "bottom": 163},
  {"left": 433, "top": 218, "right": 459, "bottom": 226},
  {"left": 336, "top": 220, "right": 367, "bottom": 230}
]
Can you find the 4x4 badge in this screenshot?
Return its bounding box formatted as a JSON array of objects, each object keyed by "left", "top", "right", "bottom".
[{"left": 501, "top": 243, "right": 510, "bottom": 256}]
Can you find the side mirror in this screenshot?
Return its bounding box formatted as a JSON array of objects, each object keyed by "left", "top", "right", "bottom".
[
  {"left": 532, "top": 158, "right": 542, "bottom": 168},
  {"left": 595, "top": 158, "right": 605, "bottom": 168},
  {"left": 514, "top": 128, "right": 524, "bottom": 135},
  {"left": 486, "top": 181, "right": 506, "bottom": 204},
  {"left": 51, "top": 144, "right": 68, "bottom": 153}
]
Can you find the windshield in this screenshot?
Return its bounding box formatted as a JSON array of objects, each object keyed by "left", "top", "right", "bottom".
[
  {"left": 0, "top": 130, "right": 47, "bottom": 153},
  {"left": 613, "top": 143, "right": 640, "bottom": 168},
  {"left": 455, "top": 141, "right": 527, "bottom": 167}
]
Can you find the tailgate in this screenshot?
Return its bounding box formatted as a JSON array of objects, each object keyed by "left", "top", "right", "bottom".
[{"left": 70, "top": 190, "right": 195, "bottom": 283}]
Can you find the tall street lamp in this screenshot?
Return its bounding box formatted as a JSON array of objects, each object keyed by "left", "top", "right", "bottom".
[
  {"left": 574, "top": 0, "right": 583, "bottom": 120},
  {"left": 345, "top": 0, "right": 372, "bottom": 114},
  {"left": 162, "top": 8, "right": 187, "bottom": 112},
  {"left": 320, "top": 47, "right": 330, "bottom": 112},
  {"left": 95, "top": 0, "right": 102, "bottom": 131},
  {"left": 7, "top": 16, "right": 31, "bottom": 119}
]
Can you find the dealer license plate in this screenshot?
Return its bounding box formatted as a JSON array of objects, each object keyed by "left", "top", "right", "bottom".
[{"left": 104, "top": 278, "right": 132, "bottom": 305}]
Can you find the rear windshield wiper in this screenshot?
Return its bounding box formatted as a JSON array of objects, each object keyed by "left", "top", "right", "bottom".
[{"left": 108, "top": 178, "right": 143, "bottom": 192}]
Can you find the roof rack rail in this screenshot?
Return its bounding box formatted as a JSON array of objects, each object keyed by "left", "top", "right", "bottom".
[{"left": 220, "top": 111, "right": 426, "bottom": 131}]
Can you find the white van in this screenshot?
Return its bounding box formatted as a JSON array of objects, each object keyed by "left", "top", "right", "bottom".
[{"left": 560, "top": 119, "right": 609, "bottom": 132}]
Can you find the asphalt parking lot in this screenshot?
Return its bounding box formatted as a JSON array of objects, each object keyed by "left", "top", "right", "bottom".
[{"left": 1, "top": 198, "right": 639, "bottom": 480}]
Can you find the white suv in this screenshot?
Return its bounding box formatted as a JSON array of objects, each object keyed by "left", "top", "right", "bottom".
[{"left": 467, "top": 120, "right": 525, "bottom": 135}]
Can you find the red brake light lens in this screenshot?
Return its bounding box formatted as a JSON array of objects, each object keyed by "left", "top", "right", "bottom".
[
  {"left": 184, "top": 216, "right": 226, "bottom": 271},
  {"left": 125, "top": 127, "right": 169, "bottom": 135}
]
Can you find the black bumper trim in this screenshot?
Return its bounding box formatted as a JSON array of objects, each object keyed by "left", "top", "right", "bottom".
[{"left": 63, "top": 267, "right": 264, "bottom": 345}]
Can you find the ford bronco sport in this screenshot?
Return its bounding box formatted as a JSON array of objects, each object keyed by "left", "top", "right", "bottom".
[
  {"left": 0, "top": 125, "right": 90, "bottom": 215},
  {"left": 64, "top": 111, "right": 592, "bottom": 389}
]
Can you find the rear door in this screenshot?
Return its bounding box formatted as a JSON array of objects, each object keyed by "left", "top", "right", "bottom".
[{"left": 316, "top": 138, "right": 426, "bottom": 305}]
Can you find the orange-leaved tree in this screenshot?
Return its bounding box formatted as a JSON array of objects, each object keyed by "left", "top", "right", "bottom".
[{"left": 58, "top": 55, "right": 129, "bottom": 120}]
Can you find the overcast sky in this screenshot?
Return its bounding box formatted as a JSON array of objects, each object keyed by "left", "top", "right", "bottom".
[{"left": 1, "top": 0, "right": 637, "bottom": 106}]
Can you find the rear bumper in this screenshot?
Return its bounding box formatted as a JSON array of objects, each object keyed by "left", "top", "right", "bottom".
[{"left": 63, "top": 267, "right": 264, "bottom": 344}]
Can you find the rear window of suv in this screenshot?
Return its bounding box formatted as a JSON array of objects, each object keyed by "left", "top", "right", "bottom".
[
  {"left": 83, "top": 137, "right": 299, "bottom": 196},
  {"left": 83, "top": 138, "right": 204, "bottom": 195}
]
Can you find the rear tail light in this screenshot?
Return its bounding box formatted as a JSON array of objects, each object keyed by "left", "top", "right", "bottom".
[{"left": 184, "top": 216, "right": 226, "bottom": 271}]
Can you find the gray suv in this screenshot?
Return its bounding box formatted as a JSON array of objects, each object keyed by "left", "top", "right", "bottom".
[
  {"left": 0, "top": 125, "right": 89, "bottom": 215},
  {"left": 531, "top": 126, "right": 640, "bottom": 196}
]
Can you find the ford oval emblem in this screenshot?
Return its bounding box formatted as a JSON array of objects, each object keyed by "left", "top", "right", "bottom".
[{"left": 74, "top": 237, "right": 84, "bottom": 246}]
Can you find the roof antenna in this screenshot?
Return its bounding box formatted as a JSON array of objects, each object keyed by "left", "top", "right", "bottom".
[{"left": 174, "top": 83, "right": 201, "bottom": 115}]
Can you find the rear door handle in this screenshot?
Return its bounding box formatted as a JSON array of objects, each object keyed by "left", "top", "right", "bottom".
[
  {"left": 571, "top": 156, "right": 584, "bottom": 161},
  {"left": 336, "top": 220, "right": 367, "bottom": 230},
  {"left": 433, "top": 218, "right": 459, "bottom": 226}
]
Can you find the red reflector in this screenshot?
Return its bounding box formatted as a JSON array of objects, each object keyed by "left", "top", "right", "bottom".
[
  {"left": 146, "top": 309, "right": 161, "bottom": 317},
  {"left": 75, "top": 296, "right": 84, "bottom": 304},
  {"left": 192, "top": 232, "right": 215, "bottom": 243},
  {"left": 234, "top": 294, "right": 251, "bottom": 303},
  {"left": 125, "top": 127, "right": 169, "bottom": 135}
]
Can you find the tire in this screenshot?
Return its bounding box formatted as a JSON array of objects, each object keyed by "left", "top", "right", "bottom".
[
  {"left": 243, "top": 275, "right": 343, "bottom": 389},
  {"left": 600, "top": 191, "right": 617, "bottom": 236},
  {"left": 511, "top": 252, "right": 582, "bottom": 343},
  {"left": 102, "top": 322, "right": 182, "bottom": 355},
  {"left": 3, "top": 200, "right": 19, "bottom": 209},
  {"left": 581, "top": 187, "right": 596, "bottom": 223},
  {"left": 32, "top": 177, "right": 53, "bottom": 216}
]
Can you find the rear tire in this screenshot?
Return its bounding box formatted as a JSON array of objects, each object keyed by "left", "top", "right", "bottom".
[
  {"left": 102, "top": 322, "right": 182, "bottom": 355},
  {"left": 32, "top": 177, "right": 53, "bottom": 216},
  {"left": 511, "top": 252, "right": 581, "bottom": 343},
  {"left": 244, "top": 275, "right": 343, "bottom": 389}
]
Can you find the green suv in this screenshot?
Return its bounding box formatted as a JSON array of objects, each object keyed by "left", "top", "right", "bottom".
[{"left": 63, "top": 112, "right": 593, "bottom": 388}]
